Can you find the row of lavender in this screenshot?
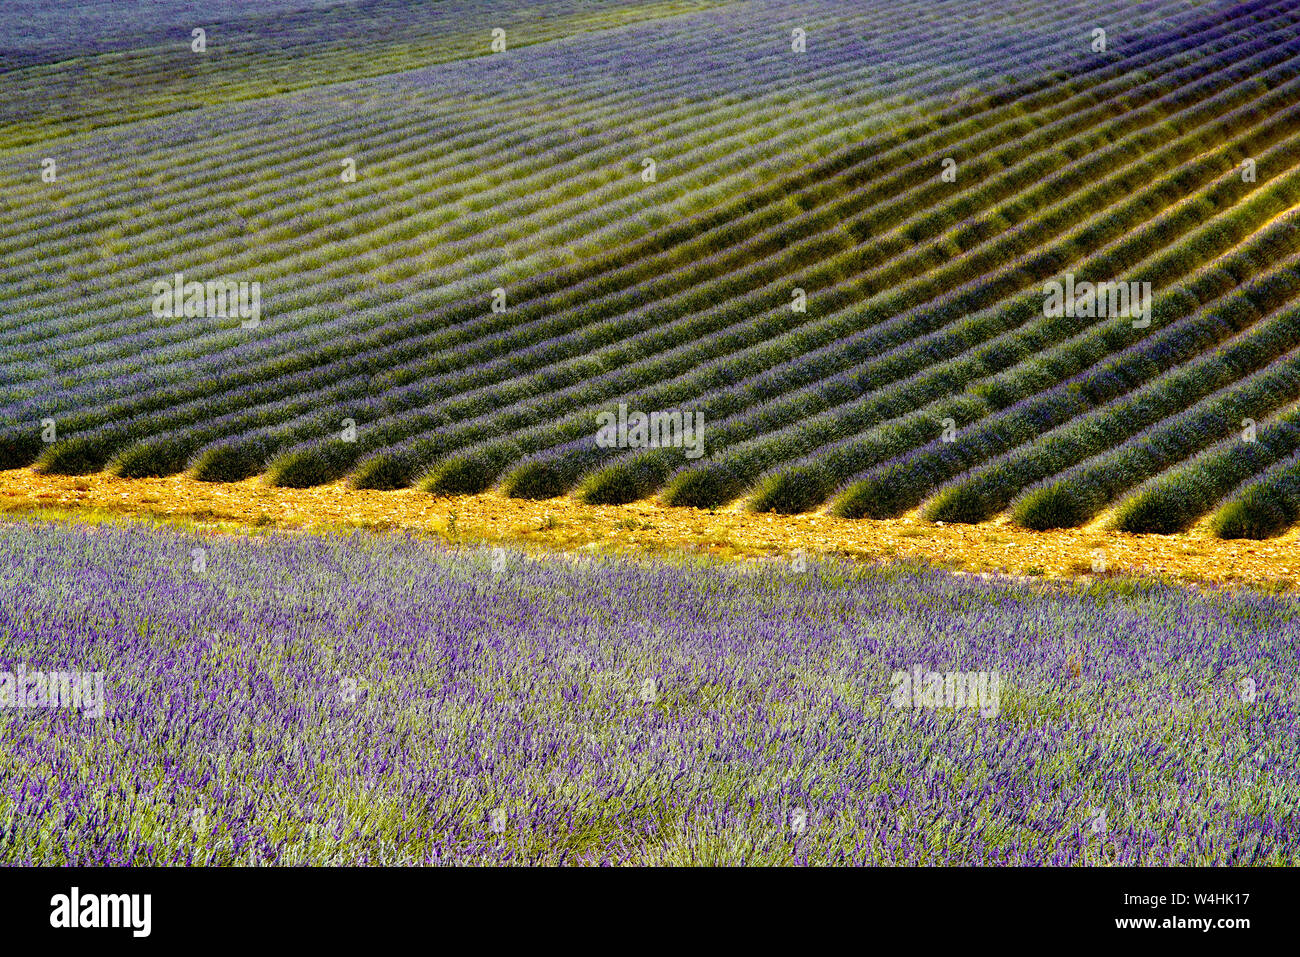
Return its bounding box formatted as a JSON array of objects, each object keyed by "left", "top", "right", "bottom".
[{"left": 2, "top": 518, "right": 1296, "bottom": 864}]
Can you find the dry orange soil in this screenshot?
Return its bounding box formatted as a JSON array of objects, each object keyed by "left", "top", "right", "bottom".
[{"left": 4, "top": 467, "right": 1300, "bottom": 588}]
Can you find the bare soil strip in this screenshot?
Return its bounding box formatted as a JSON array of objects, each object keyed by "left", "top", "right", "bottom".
[{"left": 4, "top": 468, "right": 1299, "bottom": 588}]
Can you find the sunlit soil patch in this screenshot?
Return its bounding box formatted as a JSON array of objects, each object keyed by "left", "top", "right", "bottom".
[{"left": 3, "top": 468, "right": 1299, "bottom": 589}]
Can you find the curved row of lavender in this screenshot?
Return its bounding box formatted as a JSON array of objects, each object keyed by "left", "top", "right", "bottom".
[{"left": 2, "top": 519, "right": 1295, "bottom": 864}]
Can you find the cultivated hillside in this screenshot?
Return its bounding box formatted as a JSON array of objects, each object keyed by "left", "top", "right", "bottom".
[{"left": 3, "top": 0, "right": 1299, "bottom": 537}]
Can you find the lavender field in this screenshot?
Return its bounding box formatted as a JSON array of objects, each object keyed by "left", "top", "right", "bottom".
[
  {"left": 4, "top": 0, "right": 1300, "bottom": 538},
  {"left": 2, "top": 517, "right": 1297, "bottom": 865},
  {"left": 4, "top": 0, "right": 1300, "bottom": 886}
]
